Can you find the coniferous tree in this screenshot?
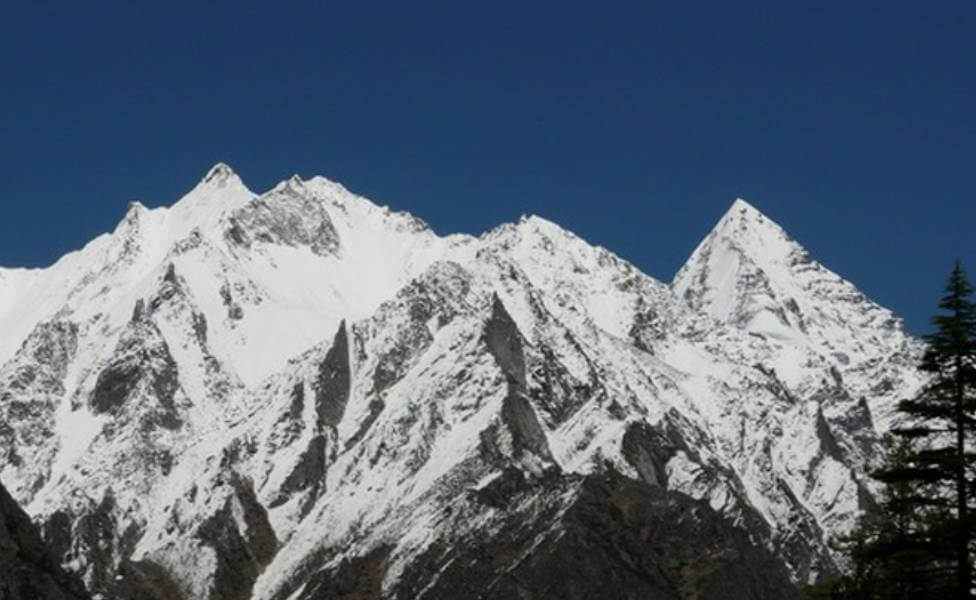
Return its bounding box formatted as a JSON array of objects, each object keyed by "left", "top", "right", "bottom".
[
  {"left": 884, "top": 261, "right": 976, "bottom": 596},
  {"left": 811, "top": 436, "right": 950, "bottom": 599},
  {"left": 817, "top": 262, "right": 976, "bottom": 599}
]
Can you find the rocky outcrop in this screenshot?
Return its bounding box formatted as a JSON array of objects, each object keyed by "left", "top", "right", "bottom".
[
  {"left": 314, "top": 322, "right": 351, "bottom": 429},
  {"left": 225, "top": 177, "right": 340, "bottom": 257},
  {"left": 0, "top": 481, "right": 89, "bottom": 599},
  {"left": 195, "top": 476, "right": 278, "bottom": 600},
  {"left": 397, "top": 470, "right": 798, "bottom": 599},
  {"left": 482, "top": 294, "right": 527, "bottom": 389},
  {"left": 90, "top": 301, "right": 181, "bottom": 430}
]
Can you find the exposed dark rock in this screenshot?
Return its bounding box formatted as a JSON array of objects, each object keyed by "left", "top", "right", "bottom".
[
  {"left": 229, "top": 476, "right": 278, "bottom": 568},
  {"left": 89, "top": 316, "right": 181, "bottom": 430},
  {"left": 771, "top": 479, "right": 837, "bottom": 582},
  {"left": 500, "top": 391, "right": 553, "bottom": 461},
  {"left": 814, "top": 407, "right": 845, "bottom": 464},
  {"left": 472, "top": 465, "right": 536, "bottom": 508},
  {"left": 269, "top": 434, "right": 327, "bottom": 517},
  {"left": 394, "top": 470, "right": 799, "bottom": 600},
  {"left": 288, "top": 382, "right": 305, "bottom": 421},
  {"left": 218, "top": 283, "right": 245, "bottom": 321},
  {"left": 290, "top": 545, "right": 392, "bottom": 600},
  {"left": 0, "top": 480, "right": 90, "bottom": 599},
  {"left": 225, "top": 218, "right": 247, "bottom": 246},
  {"left": 345, "top": 397, "right": 385, "bottom": 450},
  {"left": 104, "top": 559, "right": 186, "bottom": 600},
  {"left": 621, "top": 421, "right": 676, "bottom": 488},
  {"left": 0, "top": 319, "right": 80, "bottom": 474},
  {"left": 528, "top": 339, "right": 598, "bottom": 427},
  {"left": 630, "top": 297, "right": 669, "bottom": 353},
  {"left": 45, "top": 490, "right": 145, "bottom": 595},
  {"left": 90, "top": 362, "right": 143, "bottom": 414},
  {"left": 315, "top": 322, "right": 351, "bottom": 428},
  {"left": 26, "top": 321, "right": 80, "bottom": 379},
  {"left": 192, "top": 311, "right": 209, "bottom": 345},
  {"left": 162, "top": 263, "right": 178, "bottom": 285},
  {"left": 482, "top": 294, "right": 526, "bottom": 389},
  {"left": 132, "top": 299, "right": 146, "bottom": 322},
  {"left": 482, "top": 296, "right": 555, "bottom": 464},
  {"left": 195, "top": 475, "right": 278, "bottom": 600},
  {"left": 40, "top": 510, "right": 74, "bottom": 563},
  {"left": 268, "top": 383, "right": 307, "bottom": 451},
  {"left": 223, "top": 180, "right": 341, "bottom": 257},
  {"left": 372, "top": 329, "right": 431, "bottom": 396},
  {"left": 754, "top": 363, "right": 799, "bottom": 404},
  {"left": 369, "top": 281, "right": 441, "bottom": 396},
  {"left": 832, "top": 396, "right": 878, "bottom": 460},
  {"left": 75, "top": 491, "right": 121, "bottom": 588}
]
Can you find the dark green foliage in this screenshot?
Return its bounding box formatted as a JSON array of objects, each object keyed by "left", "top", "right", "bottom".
[{"left": 815, "top": 262, "right": 976, "bottom": 598}]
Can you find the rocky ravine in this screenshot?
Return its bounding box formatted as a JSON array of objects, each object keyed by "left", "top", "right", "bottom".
[{"left": 0, "top": 165, "right": 925, "bottom": 598}]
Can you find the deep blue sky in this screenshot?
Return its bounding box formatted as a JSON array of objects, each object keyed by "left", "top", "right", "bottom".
[{"left": 1, "top": 2, "right": 973, "bottom": 334}]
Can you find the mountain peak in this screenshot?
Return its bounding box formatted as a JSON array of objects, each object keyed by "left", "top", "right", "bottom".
[
  {"left": 673, "top": 198, "right": 907, "bottom": 355},
  {"left": 268, "top": 174, "right": 307, "bottom": 196},
  {"left": 714, "top": 198, "right": 787, "bottom": 242},
  {"left": 202, "top": 162, "right": 236, "bottom": 182},
  {"left": 196, "top": 162, "right": 249, "bottom": 194},
  {"left": 671, "top": 198, "right": 812, "bottom": 330},
  {"left": 729, "top": 197, "right": 759, "bottom": 213},
  {"left": 178, "top": 162, "right": 251, "bottom": 202},
  {"left": 724, "top": 197, "right": 766, "bottom": 224},
  {"left": 0, "top": 163, "right": 925, "bottom": 598}
]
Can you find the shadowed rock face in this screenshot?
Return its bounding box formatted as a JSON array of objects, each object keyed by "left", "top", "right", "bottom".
[
  {"left": 224, "top": 178, "right": 341, "bottom": 257},
  {"left": 315, "top": 322, "right": 351, "bottom": 428},
  {"left": 269, "top": 433, "right": 328, "bottom": 518},
  {"left": 0, "top": 481, "right": 90, "bottom": 600},
  {"left": 483, "top": 296, "right": 554, "bottom": 463},
  {"left": 395, "top": 470, "right": 798, "bottom": 600},
  {"left": 285, "top": 546, "right": 391, "bottom": 600},
  {"left": 103, "top": 559, "right": 186, "bottom": 600},
  {"left": 281, "top": 469, "right": 798, "bottom": 600},
  {"left": 621, "top": 421, "right": 676, "bottom": 488},
  {"left": 195, "top": 475, "right": 279, "bottom": 600},
  {"left": 90, "top": 304, "right": 181, "bottom": 430},
  {"left": 500, "top": 392, "right": 553, "bottom": 461},
  {"left": 482, "top": 294, "right": 526, "bottom": 389}
]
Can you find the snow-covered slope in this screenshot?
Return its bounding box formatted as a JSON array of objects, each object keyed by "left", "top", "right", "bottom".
[{"left": 0, "top": 167, "right": 924, "bottom": 599}]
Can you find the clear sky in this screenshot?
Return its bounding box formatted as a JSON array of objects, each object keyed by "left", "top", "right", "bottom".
[{"left": 1, "top": 1, "right": 972, "bottom": 334}]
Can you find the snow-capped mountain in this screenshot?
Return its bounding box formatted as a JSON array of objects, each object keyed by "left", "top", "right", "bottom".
[{"left": 0, "top": 165, "right": 924, "bottom": 599}]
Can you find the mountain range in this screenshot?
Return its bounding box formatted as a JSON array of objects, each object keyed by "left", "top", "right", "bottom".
[{"left": 0, "top": 164, "right": 925, "bottom": 599}]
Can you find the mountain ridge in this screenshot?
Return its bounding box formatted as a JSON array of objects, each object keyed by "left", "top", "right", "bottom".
[{"left": 0, "top": 164, "right": 925, "bottom": 598}]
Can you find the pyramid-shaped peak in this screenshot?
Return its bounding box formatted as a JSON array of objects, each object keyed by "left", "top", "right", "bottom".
[
  {"left": 718, "top": 198, "right": 780, "bottom": 232},
  {"left": 729, "top": 197, "right": 761, "bottom": 215},
  {"left": 700, "top": 198, "right": 798, "bottom": 256}
]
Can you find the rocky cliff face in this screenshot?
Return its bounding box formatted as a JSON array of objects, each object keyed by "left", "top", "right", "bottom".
[
  {"left": 0, "top": 480, "right": 89, "bottom": 599},
  {"left": 0, "top": 166, "right": 926, "bottom": 598}
]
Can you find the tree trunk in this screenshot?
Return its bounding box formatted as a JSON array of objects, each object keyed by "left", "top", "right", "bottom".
[{"left": 957, "top": 351, "right": 971, "bottom": 598}]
